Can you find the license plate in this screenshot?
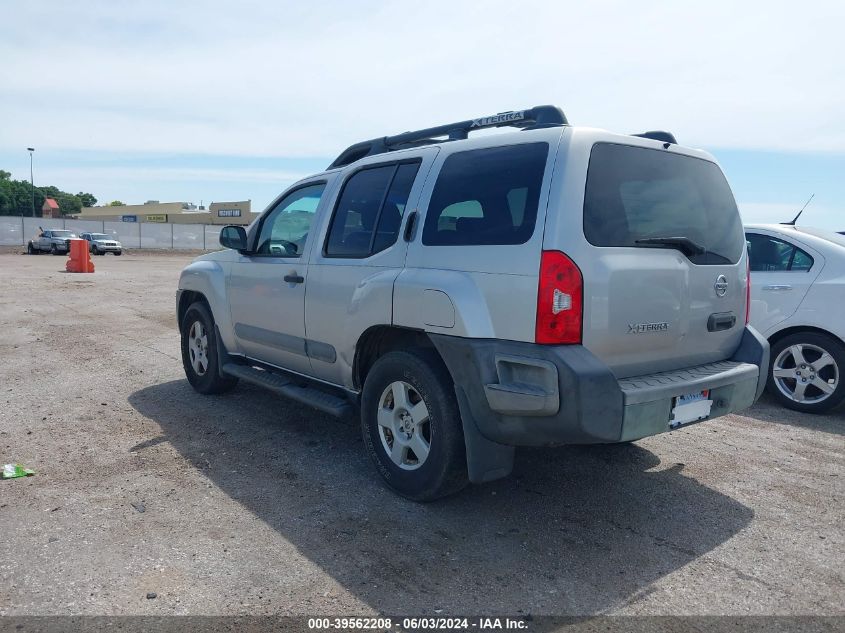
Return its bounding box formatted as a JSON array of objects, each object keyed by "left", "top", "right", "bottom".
[{"left": 670, "top": 390, "right": 712, "bottom": 428}]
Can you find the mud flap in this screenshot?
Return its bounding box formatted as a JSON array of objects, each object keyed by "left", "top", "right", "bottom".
[{"left": 455, "top": 387, "right": 515, "bottom": 484}]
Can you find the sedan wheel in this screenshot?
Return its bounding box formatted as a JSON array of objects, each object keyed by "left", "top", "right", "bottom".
[{"left": 767, "top": 332, "right": 845, "bottom": 413}]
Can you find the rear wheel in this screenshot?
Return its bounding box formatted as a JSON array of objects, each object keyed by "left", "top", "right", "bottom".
[
  {"left": 767, "top": 332, "right": 845, "bottom": 414},
  {"left": 361, "top": 350, "right": 468, "bottom": 501},
  {"left": 180, "top": 301, "right": 238, "bottom": 395}
]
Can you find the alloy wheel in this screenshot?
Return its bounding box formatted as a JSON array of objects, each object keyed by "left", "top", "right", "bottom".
[
  {"left": 377, "top": 380, "right": 431, "bottom": 471},
  {"left": 188, "top": 320, "right": 209, "bottom": 376},
  {"left": 772, "top": 343, "right": 839, "bottom": 404}
]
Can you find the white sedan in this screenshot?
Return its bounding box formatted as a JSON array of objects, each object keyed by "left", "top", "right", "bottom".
[{"left": 745, "top": 224, "right": 845, "bottom": 413}]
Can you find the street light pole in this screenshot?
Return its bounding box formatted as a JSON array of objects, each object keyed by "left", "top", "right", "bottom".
[{"left": 27, "top": 147, "right": 35, "bottom": 217}]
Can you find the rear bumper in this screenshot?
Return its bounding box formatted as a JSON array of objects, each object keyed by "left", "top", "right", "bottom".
[{"left": 430, "top": 325, "right": 769, "bottom": 448}]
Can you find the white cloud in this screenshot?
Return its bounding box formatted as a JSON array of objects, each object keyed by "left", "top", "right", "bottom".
[{"left": 1, "top": 0, "right": 844, "bottom": 157}]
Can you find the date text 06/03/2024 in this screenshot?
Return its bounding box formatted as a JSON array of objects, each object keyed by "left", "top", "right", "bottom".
[{"left": 307, "top": 617, "right": 529, "bottom": 630}]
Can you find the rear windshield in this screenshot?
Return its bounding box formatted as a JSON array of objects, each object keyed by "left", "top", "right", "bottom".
[
  {"left": 584, "top": 143, "right": 744, "bottom": 265},
  {"left": 796, "top": 227, "right": 845, "bottom": 249}
]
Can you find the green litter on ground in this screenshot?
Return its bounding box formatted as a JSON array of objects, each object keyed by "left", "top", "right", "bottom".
[{"left": 3, "top": 464, "right": 35, "bottom": 479}]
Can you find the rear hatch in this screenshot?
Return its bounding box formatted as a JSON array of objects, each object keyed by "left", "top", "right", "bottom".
[{"left": 578, "top": 142, "right": 747, "bottom": 378}]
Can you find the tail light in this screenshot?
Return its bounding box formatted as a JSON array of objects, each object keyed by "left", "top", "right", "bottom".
[
  {"left": 536, "top": 250, "right": 583, "bottom": 344},
  {"left": 745, "top": 257, "right": 751, "bottom": 325}
]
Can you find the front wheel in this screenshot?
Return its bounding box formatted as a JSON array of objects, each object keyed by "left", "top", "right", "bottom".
[
  {"left": 180, "top": 301, "right": 238, "bottom": 395},
  {"left": 114, "top": 250, "right": 122, "bottom": 256},
  {"left": 50, "top": 244, "right": 59, "bottom": 255},
  {"left": 767, "top": 332, "right": 845, "bottom": 413},
  {"left": 361, "top": 350, "right": 468, "bottom": 501},
  {"left": 91, "top": 245, "right": 100, "bottom": 255}
]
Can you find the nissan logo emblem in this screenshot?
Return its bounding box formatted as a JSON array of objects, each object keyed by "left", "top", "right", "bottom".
[{"left": 714, "top": 275, "right": 729, "bottom": 297}]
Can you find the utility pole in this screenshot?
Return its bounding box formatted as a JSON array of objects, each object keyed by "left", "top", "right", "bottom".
[{"left": 27, "top": 147, "right": 35, "bottom": 217}]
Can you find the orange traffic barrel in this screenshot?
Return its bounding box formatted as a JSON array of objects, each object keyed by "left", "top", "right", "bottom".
[{"left": 66, "top": 239, "right": 95, "bottom": 273}]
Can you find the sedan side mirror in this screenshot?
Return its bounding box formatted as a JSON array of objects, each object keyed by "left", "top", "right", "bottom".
[{"left": 219, "top": 225, "right": 248, "bottom": 251}]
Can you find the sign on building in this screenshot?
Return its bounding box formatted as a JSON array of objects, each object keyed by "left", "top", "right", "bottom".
[
  {"left": 121, "top": 215, "right": 138, "bottom": 223},
  {"left": 146, "top": 214, "right": 168, "bottom": 223},
  {"left": 217, "top": 208, "right": 242, "bottom": 218}
]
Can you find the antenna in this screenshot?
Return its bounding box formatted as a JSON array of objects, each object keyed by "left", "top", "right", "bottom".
[{"left": 782, "top": 194, "right": 814, "bottom": 226}]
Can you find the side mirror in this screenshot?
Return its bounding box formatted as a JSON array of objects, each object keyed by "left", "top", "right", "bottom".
[{"left": 219, "top": 225, "right": 248, "bottom": 251}]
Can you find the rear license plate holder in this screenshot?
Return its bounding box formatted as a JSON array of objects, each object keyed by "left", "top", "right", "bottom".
[{"left": 670, "top": 390, "right": 712, "bottom": 428}]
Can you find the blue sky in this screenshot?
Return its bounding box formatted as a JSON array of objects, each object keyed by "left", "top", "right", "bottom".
[{"left": 1, "top": 0, "right": 842, "bottom": 229}]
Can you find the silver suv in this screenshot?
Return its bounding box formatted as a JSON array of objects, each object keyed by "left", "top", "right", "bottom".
[
  {"left": 177, "top": 106, "right": 769, "bottom": 500},
  {"left": 80, "top": 232, "right": 123, "bottom": 256}
]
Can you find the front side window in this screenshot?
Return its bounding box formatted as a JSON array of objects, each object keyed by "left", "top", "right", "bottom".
[
  {"left": 746, "top": 233, "right": 814, "bottom": 272},
  {"left": 584, "top": 143, "right": 744, "bottom": 265},
  {"left": 255, "top": 183, "right": 326, "bottom": 257},
  {"left": 422, "top": 143, "right": 549, "bottom": 246},
  {"left": 325, "top": 161, "right": 420, "bottom": 258}
]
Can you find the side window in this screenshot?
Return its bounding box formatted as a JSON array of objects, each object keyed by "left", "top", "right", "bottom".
[
  {"left": 255, "top": 183, "right": 326, "bottom": 257},
  {"left": 791, "top": 248, "right": 814, "bottom": 271},
  {"left": 421, "top": 143, "right": 549, "bottom": 246},
  {"left": 325, "top": 161, "right": 420, "bottom": 258},
  {"left": 746, "top": 233, "right": 814, "bottom": 272}
]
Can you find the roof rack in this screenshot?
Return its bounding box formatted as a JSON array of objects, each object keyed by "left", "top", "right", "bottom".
[
  {"left": 328, "top": 105, "right": 568, "bottom": 169},
  {"left": 632, "top": 130, "right": 678, "bottom": 144}
]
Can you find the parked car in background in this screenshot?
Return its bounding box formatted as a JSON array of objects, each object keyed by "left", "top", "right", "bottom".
[
  {"left": 27, "top": 229, "right": 77, "bottom": 255},
  {"left": 80, "top": 232, "right": 123, "bottom": 256},
  {"left": 746, "top": 224, "right": 845, "bottom": 413}
]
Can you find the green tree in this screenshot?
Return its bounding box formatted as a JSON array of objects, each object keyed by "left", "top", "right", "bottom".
[
  {"left": 0, "top": 168, "right": 101, "bottom": 216},
  {"left": 56, "top": 192, "right": 83, "bottom": 216},
  {"left": 77, "top": 192, "right": 97, "bottom": 207},
  {"left": 108, "top": 200, "right": 125, "bottom": 206}
]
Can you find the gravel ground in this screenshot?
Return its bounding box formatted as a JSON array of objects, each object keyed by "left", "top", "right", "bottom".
[{"left": 0, "top": 252, "right": 842, "bottom": 616}]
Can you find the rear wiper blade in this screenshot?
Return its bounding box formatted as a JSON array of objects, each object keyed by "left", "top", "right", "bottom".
[{"left": 635, "top": 236, "right": 706, "bottom": 257}]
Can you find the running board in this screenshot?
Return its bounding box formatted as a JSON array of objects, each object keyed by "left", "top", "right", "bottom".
[{"left": 221, "top": 363, "right": 353, "bottom": 418}]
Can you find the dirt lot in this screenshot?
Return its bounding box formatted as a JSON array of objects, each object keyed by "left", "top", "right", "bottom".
[{"left": 0, "top": 252, "right": 842, "bottom": 617}]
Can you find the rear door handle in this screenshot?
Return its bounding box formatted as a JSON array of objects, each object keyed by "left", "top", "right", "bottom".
[
  {"left": 762, "top": 285, "right": 792, "bottom": 291},
  {"left": 403, "top": 210, "right": 418, "bottom": 242},
  {"left": 284, "top": 273, "right": 304, "bottom": 284}
]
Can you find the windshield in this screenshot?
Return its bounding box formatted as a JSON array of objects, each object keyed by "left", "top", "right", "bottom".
[
  {"left": 90, "top": 234, "right": 110, "bottom": 240},
  {"left": 584, "top": 143, "right": 744, "bottom": 265},
  {"left": 51, "top": 230, "right": 73, "bottom": 237}
]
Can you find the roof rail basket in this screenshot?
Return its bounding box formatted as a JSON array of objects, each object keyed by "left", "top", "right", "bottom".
[{"left": 329, "top": 105, "right": 568, "bottom": 168}]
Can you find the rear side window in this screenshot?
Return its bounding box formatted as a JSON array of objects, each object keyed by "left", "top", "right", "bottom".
[
  {"left": 325, "top": 161, "right": 420, "bottom": 258},
  {"left": 422, "top": 143, "right": 549, "bottom": 246},
  {"left": 746, "top": 233, "right": 814, "bottom": 271},
  {"left": 584, "top": 143, "right": 744, "bottom": 265}
]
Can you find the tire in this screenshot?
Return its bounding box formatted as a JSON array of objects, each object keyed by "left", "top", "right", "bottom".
[
  {"left": 361, "top": 350, "right": 468, "bottom": 501},
  {"left": 91, "top": 245, "right": 99, "bottom": 256},
  {"left": 27, "top": 242, "right": 35, "bottom": 255},
  {"left": 50, "top": 244, "right": 59, "bottom": 255},
  {"left": 180, "top": 301, "right": 238, "bottom": 395},
  {"left": 115, "top": 251, "right": 122, "bottom": 256},
  {"left": 766, "top": 332, "right": 845, "bottom": 414}
]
